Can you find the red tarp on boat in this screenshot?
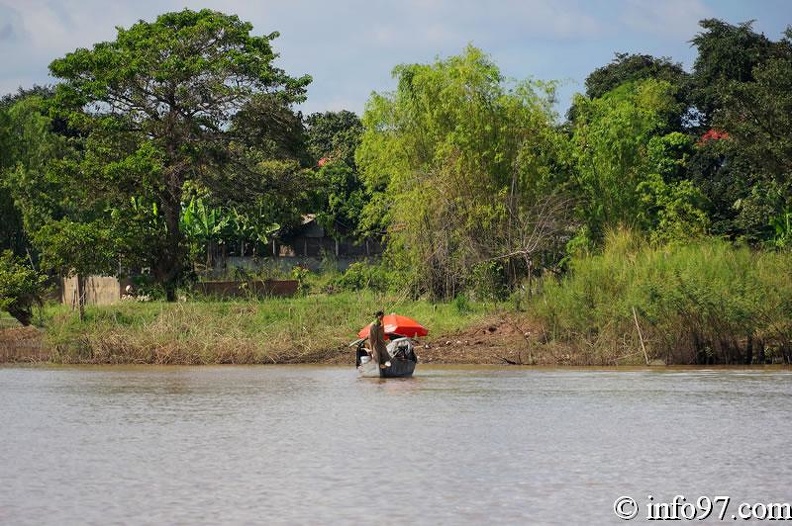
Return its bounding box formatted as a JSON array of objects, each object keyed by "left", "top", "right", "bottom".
[{"left": 357, "top": 313, "right": 429, "bottom": 339}]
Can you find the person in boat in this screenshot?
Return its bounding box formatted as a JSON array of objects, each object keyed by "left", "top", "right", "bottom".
[{"left": 368, "top": 310, "right": 389, "bottom": 369}]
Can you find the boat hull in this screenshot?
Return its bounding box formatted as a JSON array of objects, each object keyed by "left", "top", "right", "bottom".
[
  {"left": 355, "top": 337, "right": 418, "bottom": 378},
  {"left": 357, "top": 356, "right": 417, "bottom": 378}
]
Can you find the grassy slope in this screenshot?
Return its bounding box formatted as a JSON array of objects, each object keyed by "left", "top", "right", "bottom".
[
  {"left": 38, "top": 290, "right": 499, "bottom": 364},
  {"left": 5, "top": 235, "right": 791, "bottom": 366}
]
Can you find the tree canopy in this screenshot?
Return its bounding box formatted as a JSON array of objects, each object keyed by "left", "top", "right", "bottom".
[
  {"left": 1, "top": 14, "right": 790, "bottom": 311},
  {"left": 358, "top": 45, "right": 569, "bottom": 299},
  {"left": 45, "top": 8, "right": 311, "bottom": 300}
]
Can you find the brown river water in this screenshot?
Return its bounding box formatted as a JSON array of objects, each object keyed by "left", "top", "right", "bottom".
[{"left": 1, "top": 365, "right": 791, "bottom": 525}]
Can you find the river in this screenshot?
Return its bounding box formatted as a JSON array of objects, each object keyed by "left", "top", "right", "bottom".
[{"left": 1, "top": 365, "right": 791, "bottom": 525}]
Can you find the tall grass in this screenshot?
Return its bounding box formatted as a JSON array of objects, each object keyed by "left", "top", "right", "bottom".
[
  {"left": 530, "top": 229, "right": 792, "bottom": 365},
  {"left": 27, "top": 230, "right": 792, "bottom": 366},
  {"left": 41, "top": 290, "right": 492, "bottom": 364}
]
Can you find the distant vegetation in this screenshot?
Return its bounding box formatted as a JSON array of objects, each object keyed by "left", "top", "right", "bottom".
[{"left": 1, "top": 12, "right": 790, "bottom": 364}]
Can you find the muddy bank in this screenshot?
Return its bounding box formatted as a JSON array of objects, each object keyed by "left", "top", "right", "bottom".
[
  {"left": 0, "top": 326, "right": 50, "bottom": 363},
  {"left": 1, "top": 317, "right": 547, "bottom": 365},
  {"left": 316, "top": 317, "right": 545, "bottom": 366}
]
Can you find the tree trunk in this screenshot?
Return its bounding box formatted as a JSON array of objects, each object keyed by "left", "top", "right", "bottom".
[
  {"left": 157, "top": 192, "right": 184, "bottom": 302},
  {"left": 745, "top": 334, "right": 753, "bottom": 365},
  {"left": 7, "top": 303, "right": 33, "bottom": 326}
]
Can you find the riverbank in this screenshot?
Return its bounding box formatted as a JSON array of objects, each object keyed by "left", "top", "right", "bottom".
[
  {"left": 0, "top": 314, "right": 553, "bottom": 365},
  {"left": 0, "top": 308, "right": 669, "bottom": 366},
  {"left": 0, "top": 279, "right": 790, "bottom": 367},
  {"left": 313, "top": 315, "right": 551, "bottom": 366},
  {"left": 4, "top": 237, "right": 792, "bottom": 366}
]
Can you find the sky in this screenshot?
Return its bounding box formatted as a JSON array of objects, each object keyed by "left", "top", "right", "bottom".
[{"left": 0, "top": 0, "right": 789, "bottom": 117}]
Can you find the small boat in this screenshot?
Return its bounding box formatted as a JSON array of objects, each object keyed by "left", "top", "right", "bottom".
[
  {"left": 353, "top": 313, "right": 427, "bottom": 378},
  {"left": 353, "top": 336, "right": 419, "bottom": 378}
]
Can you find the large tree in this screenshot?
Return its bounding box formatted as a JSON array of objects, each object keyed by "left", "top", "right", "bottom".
[
  {"left": 571, "top": 79, "right": 707, "bottom": 247},
  {"left": 2, "top": 91, "right": 77, "bottom": 260},
  {"left": 687, "top": 20, "right": 791, "bottom": 245},
  {"left": 2, "top": 91, "right": 125, "bottom": 315},
  {"left": 304, "top": 110, "right": 363, "bottom": 168},
  {"left": 357, "top": 45, "right": 569, "bottom": 300},
  {"left": 0, "top": 88, "right": 56, "bottom": 256},
  {"left": 47, "top": 9, "right": 311, "bottom": 300},
  {"left": 715, "top": 27, "right": 792, "bottom": 247},
  {"left": 0, "top": 104, "right": 24, "bottom": 254},
  {"left": 689, "top": 19, "right": 775, "bottom": 127},
  {"left": 575, "top": 52, "right": 690, "bottom": 130}
]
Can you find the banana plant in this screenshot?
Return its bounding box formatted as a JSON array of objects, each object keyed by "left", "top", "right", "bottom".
[
  {"left": 230, "top": 207, "right": 279, "bottom": 257},
  {"left": 180, "top": 197, "right": 230, "bottom": 270}
]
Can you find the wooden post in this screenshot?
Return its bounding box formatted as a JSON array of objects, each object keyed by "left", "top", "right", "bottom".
[{"left": 632, "top": 306, "right": 649, "bottom": 365}]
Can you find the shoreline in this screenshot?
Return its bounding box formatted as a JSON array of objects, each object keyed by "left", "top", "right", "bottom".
[
  {"left": 0, "top": 321, "right": 535, "bottom": 365},
  {"left": 0, "top": 317, "right": 555, "bottom": 365},
  {"left": 0, "top": 323, "right": 792, "bottom": 370},
  {"left": 3, "top": 319, "right": 790, "bottom": 367}
]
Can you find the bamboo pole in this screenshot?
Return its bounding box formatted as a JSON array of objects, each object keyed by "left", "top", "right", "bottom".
[{"left": 632, "top": 306, "right": 649, "bottom": 366}]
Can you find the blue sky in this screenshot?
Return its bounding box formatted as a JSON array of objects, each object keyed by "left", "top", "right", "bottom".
[{"left": 0, "top": 0, "right": 789, "bottom": 117}]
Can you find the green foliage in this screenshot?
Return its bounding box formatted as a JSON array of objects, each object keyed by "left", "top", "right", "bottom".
[
  {"left": 2, "top": 12, "right": 791, "bottom": 344},
  {"left": 46, "top": 9, "right": 311, "bottom": 300},
  {"left": 312, "top": 161, "right": 367, "bottom": 241},
  {"left": 770, "top": 206, "right": 792, "bottom": 249},
  {"left": 468, "top": 260, "right": 508, "bottom": 301},
  {"left": 687, "top": 133, "right": 751, "bottom": 239},
  {"left": 2, "top": 94, "right": 76, "bottom": 232},
  {"left": 301, "top": 111, "right": 367, "bottom": 242},
  {"left": 333, "top": 261, "right": 392, "bottom": 292},
  {"left": 0, "top": 250, "right": 46, "bottom": 326},
  {"left": 637, "top": 174, "right": 709, "bottom": 244},
  {"left": 636, "top": 133, "right": 709, "bottom": 243},
  {"left": 532, "top": 230, "right": 792, "bottom": 364},
  {"left": 181, "top": 197, "right": 231, "bottom": 244},
  {"left": 41, "top": 290, "right": 489, "bottom": 364},
  {"left": 304, "top": 110, "right": 363, "bottom": 168},
  {"left": 685, "top": 22, "right": 792, "bottom": 246},
  {"left": 228, "top": 206, "right": 280, "bottom": 256},
  {"left": 225, "top": 158, "right": 312, "bottom": 234},
  {"left": 0, "top": 188, "right": 25, "bottom": 255},
  {"left": 358, "top": 45, "right": 568, "bottom": 300},
  {"left": 290, "top": 265, "right": 311, "bottom": 294},
  {"left": 0, "top": 102, "right": 26, "bottom": 254},
  {"left": 715, "top": 32, "right": 792, "bottom": 245},
  {"left": 572, "top": 79, "right": 705, "bottom": 246},
  {"left": 30, "top": 218, "right": 121, "bottom": 321},
  {"left": 33, "top": 219, "right": 119, "bottom": 279},
  {"left": 690, "top": 19, "right": 775, "bottom": 125},
  {"left": 451, "top": 293, "right": 472, "bottom": 314},
  {"left": 577, "top": 52, "right": 690, "bottom": 128},
  {"left": 584, "top": 53, "right": 689, "bottom": 101}
]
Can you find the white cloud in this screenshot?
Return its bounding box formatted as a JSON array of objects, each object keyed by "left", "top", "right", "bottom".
[
  {"left": 0, "top": 0, "right": 789, "bottom": 113},
  {"left": 620, "top": 0, "right": 711, "bottom": 40}
]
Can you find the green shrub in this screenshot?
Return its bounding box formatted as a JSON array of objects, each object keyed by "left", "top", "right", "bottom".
[
  {"left": 531, "top": 230, "right": 792, "bottom": 364},
  {"left": 0, "top": 250, "right": 47, "bottom": 326},
  {"left": 468, "top": 261, "right": 509, "bottom": 301},
  {"left": 334, "top": 261, "right": 391, "bottom": 292}
]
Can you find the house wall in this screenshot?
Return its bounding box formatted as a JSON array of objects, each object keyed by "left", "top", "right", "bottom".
[
  {"left": 60, "top": 275, "right": 299, "bottom": 305},
  {"left": 62, "top": 276, "right": 129, "bottom": 306}
]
